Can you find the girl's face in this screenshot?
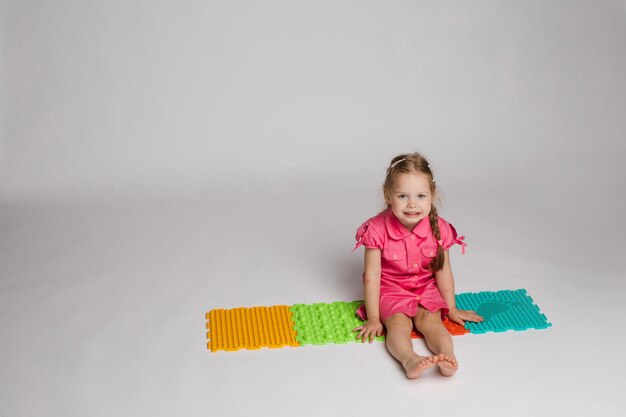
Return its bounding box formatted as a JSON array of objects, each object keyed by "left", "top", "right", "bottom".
[{"left": 386, "top": 172, "right": 434, "bottom": 231}]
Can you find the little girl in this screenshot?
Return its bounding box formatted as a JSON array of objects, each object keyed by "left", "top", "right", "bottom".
[{"left": 352, "top": 152, "right": 483, "bottom": 379}]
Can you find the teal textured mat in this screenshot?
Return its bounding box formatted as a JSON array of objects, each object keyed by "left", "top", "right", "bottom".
[{"left": 455, "top": 289, "right": 552, "bottom": 334}]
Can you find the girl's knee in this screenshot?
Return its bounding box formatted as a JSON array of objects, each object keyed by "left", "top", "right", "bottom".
[
  {"left": 413, "top": 308, "right": 443, "bottom": 329},
  {"left": 385, "top": 313, "right": 412, "bottom": 330}
]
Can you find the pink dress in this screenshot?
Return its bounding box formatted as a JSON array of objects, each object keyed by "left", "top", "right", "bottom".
[{"left": 353, "top": 209, "right": 466, "bottom": 323}]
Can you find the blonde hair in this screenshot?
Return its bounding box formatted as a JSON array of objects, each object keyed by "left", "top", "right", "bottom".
[{"left": 383, "top": 153, "right": 444, "bottom": 272}]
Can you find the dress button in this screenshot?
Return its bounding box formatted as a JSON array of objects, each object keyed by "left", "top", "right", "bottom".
[
  {"left": 393, "top": 254, "right": 398, "bottom": 259},
  {"left": 429, "top": 251, "right": 434, "bottom": 256},
  {"left": 410, "top": 235, "right": 415, "bottom": 239},
  {"left": 415, "top": 296, "right": 420, "bottom": 300},
  {"left": 413, "top": 263, "right": 418, "bottom": 268}
]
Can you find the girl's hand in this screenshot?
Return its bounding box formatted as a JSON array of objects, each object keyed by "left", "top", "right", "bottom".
[
  {"left": 353, "top": 319, "right": 384, "bottom": 343},
  {"left": 447, "top": 308, "right": 484, "bottom": 326}
]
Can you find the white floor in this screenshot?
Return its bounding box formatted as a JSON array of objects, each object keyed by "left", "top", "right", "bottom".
[{"left": 1, "top": 186, "right": 624, "bottom": 417}]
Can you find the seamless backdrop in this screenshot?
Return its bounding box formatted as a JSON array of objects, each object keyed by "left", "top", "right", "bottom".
[{"left": 1, "top": 1, "right": 625, "bottom": 416}]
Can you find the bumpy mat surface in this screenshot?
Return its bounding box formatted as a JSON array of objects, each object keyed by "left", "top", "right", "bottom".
[
  {"left": 455, "top": 289, "right": 551, "bottom": 334},
  {"left": 206, "top": 306, "right": 299, "bottom": 352},
  {"left": 206, "top": 289, "right": 551, "bottom": 352}
]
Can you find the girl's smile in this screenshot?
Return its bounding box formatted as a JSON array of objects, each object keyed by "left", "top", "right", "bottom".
[{"left": 385, "top": 172, "right": 434, "bottom": 231}]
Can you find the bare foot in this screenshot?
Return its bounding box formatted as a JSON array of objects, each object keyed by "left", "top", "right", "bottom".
[
  {"left": 403, "top": 355, "right": 436, "bottom": 379},
  {"left": 435, "top": 353, "right": 458, "bottom": 377}
]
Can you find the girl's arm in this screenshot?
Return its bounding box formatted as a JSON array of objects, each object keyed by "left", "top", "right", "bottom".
[
  {"left": 353, "top": 248, "right": 384, "bottom": 343},
  {"left": 435, "top": 250, "right": 483, "bottom": 326}
]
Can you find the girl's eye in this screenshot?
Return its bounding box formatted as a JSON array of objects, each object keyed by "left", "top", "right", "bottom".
[
  {"left": 418, "top": 194, "right": 427, "bottom": 199},
  {"left": 398, "top": 195, "right": 407, "bottom": 199}
]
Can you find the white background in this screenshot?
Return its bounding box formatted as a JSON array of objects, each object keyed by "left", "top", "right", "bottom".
[{"left": 1, "top": 1, "right": 625, "bottom": 416}]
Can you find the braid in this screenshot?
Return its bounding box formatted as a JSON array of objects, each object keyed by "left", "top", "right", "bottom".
[{"left": 428, "top": 206, "right": 445, "bottom": 271}]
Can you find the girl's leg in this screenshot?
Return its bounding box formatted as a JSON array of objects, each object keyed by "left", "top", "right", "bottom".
[
  {"left": 384, "top": 313, "right": 436, "bottom": 379},
  {"left": 413, "top": 308, "right": 458, "bottom": 377}
]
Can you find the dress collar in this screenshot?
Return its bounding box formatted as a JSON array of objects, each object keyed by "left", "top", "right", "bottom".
[{"left": 384, "top": 208, "right": 431, "bottom": 240}]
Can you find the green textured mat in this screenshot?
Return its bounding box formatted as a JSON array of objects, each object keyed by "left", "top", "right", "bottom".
[{"left": 290, "top": 301, "right": 371, "bottom": 345}]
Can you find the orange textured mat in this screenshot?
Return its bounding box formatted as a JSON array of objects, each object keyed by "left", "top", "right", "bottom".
[
  {"left": 206, "top": 305, "right": 300, "bottom": 352},
  {"left": 410, "top": 318, "right": 469, "bottom": 338}
]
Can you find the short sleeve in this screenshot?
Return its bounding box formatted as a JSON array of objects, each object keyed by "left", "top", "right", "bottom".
[
  {"left": 353, "top": 220, "right": 384, "bottom": 251},
  {"left": 438, "top": 218, "right": 467, "bottom": 254}
]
